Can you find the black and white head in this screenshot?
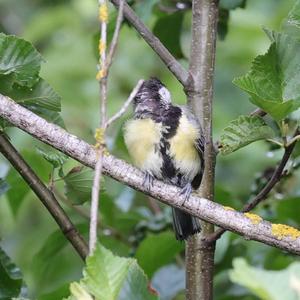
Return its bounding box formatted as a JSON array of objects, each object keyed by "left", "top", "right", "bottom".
[{"left": 133, "top": 78, "right": 172, "bottom": 116}]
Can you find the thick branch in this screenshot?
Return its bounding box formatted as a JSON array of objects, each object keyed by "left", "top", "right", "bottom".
[
  {"left": 109, "top": 0, "right": 188, "bottom": 86},
  {"left": 207, "top": 134, "right": 298, "bottom": 243},
  {"left": 1, "top": 95, "right": 300, "bottom": 255},
  {"left": 0, "top": 132, "right": 88, "bottom": 260},
  {"left": 186, "top": 1, "right": 219, "bottom": 299}
]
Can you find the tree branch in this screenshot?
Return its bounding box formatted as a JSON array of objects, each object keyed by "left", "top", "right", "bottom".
[
  {"left": 0, "top": 132, "right": 88, "bottom": 260},
  {"left": 185, "top": 0, "right": 219, "bottom": 299},
  {"left": 109, "top": 0, "right": 189, "bottom": 86},
  {"left": 206, "top": 129, "right": 299, "bottom": 243},
  {"left": 1, "top": 95, "right": 300, "bottom": 255}
]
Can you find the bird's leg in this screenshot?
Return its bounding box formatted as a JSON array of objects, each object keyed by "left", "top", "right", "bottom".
[
  {"left": 143, "top": 171, "right": 154, "bottom": 192},
  {"left": 178, "top": 182, "right": 193, "bottom": 205}
]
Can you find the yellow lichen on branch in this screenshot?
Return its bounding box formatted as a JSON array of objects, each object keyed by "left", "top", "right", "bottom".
[
  {"left": 98, "top": 3, "right": 108, "bottom": 23},
  {"left": 244, "top": 212, "right": 262, "bottom": 225},
  {"left": 94, "top": 128, "right": 109, "bottom": 155},
  {"left": 223, "top": 206, "right": 235, "bottom": 211},
  {"left": 272, "top": 223, "right": 300, "bottom": 240},
  {"left": 96, "top": 69, "right": 106, "bottom": 81},
  {"left": 99, "top": 40, "right": 106, "bottom": 56},
  {"left": 94, "top": 128, "right": 105, "bottom": 149}
]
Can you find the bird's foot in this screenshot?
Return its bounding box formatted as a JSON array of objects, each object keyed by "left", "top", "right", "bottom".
[
  {"left": 143, "top": 171, "right": 154, "bottom": 192},
  {"left": 178, "top": 183, "right": 192, "bottom": 206}
]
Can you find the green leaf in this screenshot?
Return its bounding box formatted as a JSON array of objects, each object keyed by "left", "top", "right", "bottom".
[
  {"left": 0, "top": 178, "right": 9, "bottom": 196},
  {"left": 233, "top": 32, "right": 300, "bottom": 120},
  {"left": 229, "top": 258, "right": 300, "bottom": 300},
  {"left": 82, "top": 245, "right": 131, "bottom": 300},
  {"left": 0, "top": 33, "right": 62, "bottom": 129},
  {"left": 0, "top": 33, "right": 43, "bottom": 87},
  {"left": 135, "top": 231, "right": 184, "bottom": 278},
  {"left": 281, "top": 0, "right": 300, "bottom": 40},
  {"left": 5, "top": 149, "right": 52, "bottom": 216},
  {"left": 5, "top": 170, "right": 29, "bottom": 216},
  {"left": 118, "top": 262, "right": 159, "bottom": 300},
  {"left": 64, "top": 166, "right": 96, "bottom": 204},
  {"left": 220, "top": 115, "right": 275, "bottom": 155},
  {"left": 36, "top": 147, "right": 68, "bottom": 169},
  {"left": 153, "top": 12, "right": 184, "bottom": 59},
  {"left": 276, "top": 197, "right": 300, "bottom": 224},
  {"left": 39, "top": 283, "right": 70, "bottom": 300},
  {"left": 0, "top": 246, "right": 23, "bottom": 299},
  {"left": 10, "top": 78, "right": 61, "bottom": 112},
  {"left": 65, "top": 244, "right": 159, "bottom": 300},
  {"left": 32, "top": 229, "right": 68, "bottom": 278},
  {"left": 0, "top": 75, "right": 61, "bottom": 113},
  {"left": 68, "top": 282, "right": 93, "bottom": 300}
]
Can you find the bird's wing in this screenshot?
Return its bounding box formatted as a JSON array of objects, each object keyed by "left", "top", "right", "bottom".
[{"left": 191, "top": 134, "right": 205, "bottom": 189}]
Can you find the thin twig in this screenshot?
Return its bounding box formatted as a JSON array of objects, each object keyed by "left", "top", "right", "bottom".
[
  {"left": 90, "top": 0, "right": 109, "bottom": 253},
  {"left": 106, "top": 0, "right": 124, "bottom": 72},
  {"left": 0, "top": 132, "right": 88, "bottom": 260},
  {"left": 105, "top": 79, "right": 143, "bottom": 128},
  {"left": 90, "top": 0, "right": 127, "bottom": 253},
  {"left": 286, "top": 135, "right": 300, "bottom": 147},
  {"left": 109, "top": 0, "right": 189, "bottom": 86},
  {"left": 90, "top": 151, "right": 104, "bottom": 252},
  {"left": 206, "top": 128, "right": 299, "bottom": 243},
  {"left": 267, "top": 139, "right": 284, "bottom": 147},
  {"left": 2, "top": 96, "right": 300, "bottom": 255}
]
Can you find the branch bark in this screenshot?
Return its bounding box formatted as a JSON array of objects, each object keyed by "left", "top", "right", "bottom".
[
  {"left": 2, "top": 95, "right": 300, "bottom": 255},
  {"left": 185, "top": 0, "right": 219, "bottom": 299},
  {"left": 0, "top": 132, "right": 88, "bottom": 260},
  {"left": 109, "top": 0, "right": 189, "bottom": 86}
]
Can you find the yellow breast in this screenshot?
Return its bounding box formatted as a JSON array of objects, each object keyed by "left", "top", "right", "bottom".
[
  {"left": 169, "top": 115, "right": 200, "bottom": 178},
  {"left": 123, "top": 118, "right": 163, "bottom": 173}
]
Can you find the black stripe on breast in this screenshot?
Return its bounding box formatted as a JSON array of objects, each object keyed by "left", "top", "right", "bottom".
[
  {"left": 162, "top": 106, "right": 182, "bottom": 139},
  {"left": 159, "top": 105, "right": 182, "bottom": 181},
  {"left": 160, "top": 139, "right": 176, "bottom": 179}
]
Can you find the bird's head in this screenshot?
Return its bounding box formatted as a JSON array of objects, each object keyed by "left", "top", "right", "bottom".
[{"left": 133, "top": 78, "right": 172, "bottom": 116}]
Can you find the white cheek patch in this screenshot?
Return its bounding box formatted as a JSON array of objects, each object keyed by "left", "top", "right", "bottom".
[{"left": 158, "top": 87, "right": 171, "bottom": 104}]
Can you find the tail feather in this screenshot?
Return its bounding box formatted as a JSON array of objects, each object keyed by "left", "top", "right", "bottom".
[{"left": 172, "top": 208, "right": 201, "bottom": 240}]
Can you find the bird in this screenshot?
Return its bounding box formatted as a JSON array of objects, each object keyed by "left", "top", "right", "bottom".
[{"left": 123, "top": 78, "right": 204, "bottom": 240}]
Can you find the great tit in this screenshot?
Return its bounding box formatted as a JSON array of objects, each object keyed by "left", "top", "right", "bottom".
[{"left": 123, "top": 78, "right": 204, "bottom": 240}]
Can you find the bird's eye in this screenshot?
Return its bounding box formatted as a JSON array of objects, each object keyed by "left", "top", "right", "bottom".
[{"left": 158, "top": 87, "right": 171, "bottom": 104}]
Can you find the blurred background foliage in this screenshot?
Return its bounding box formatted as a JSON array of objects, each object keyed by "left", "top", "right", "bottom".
[{"left": 1, "top": 0, "right": 300, "bottom": 299}]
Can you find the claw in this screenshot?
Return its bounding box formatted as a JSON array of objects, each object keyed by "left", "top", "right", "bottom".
[
  {"left": 179, "top": 182, "right": 192, "bottom": 205},
  {"left": 143, "top": 171, "right": 154, "bottom": 192}
]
